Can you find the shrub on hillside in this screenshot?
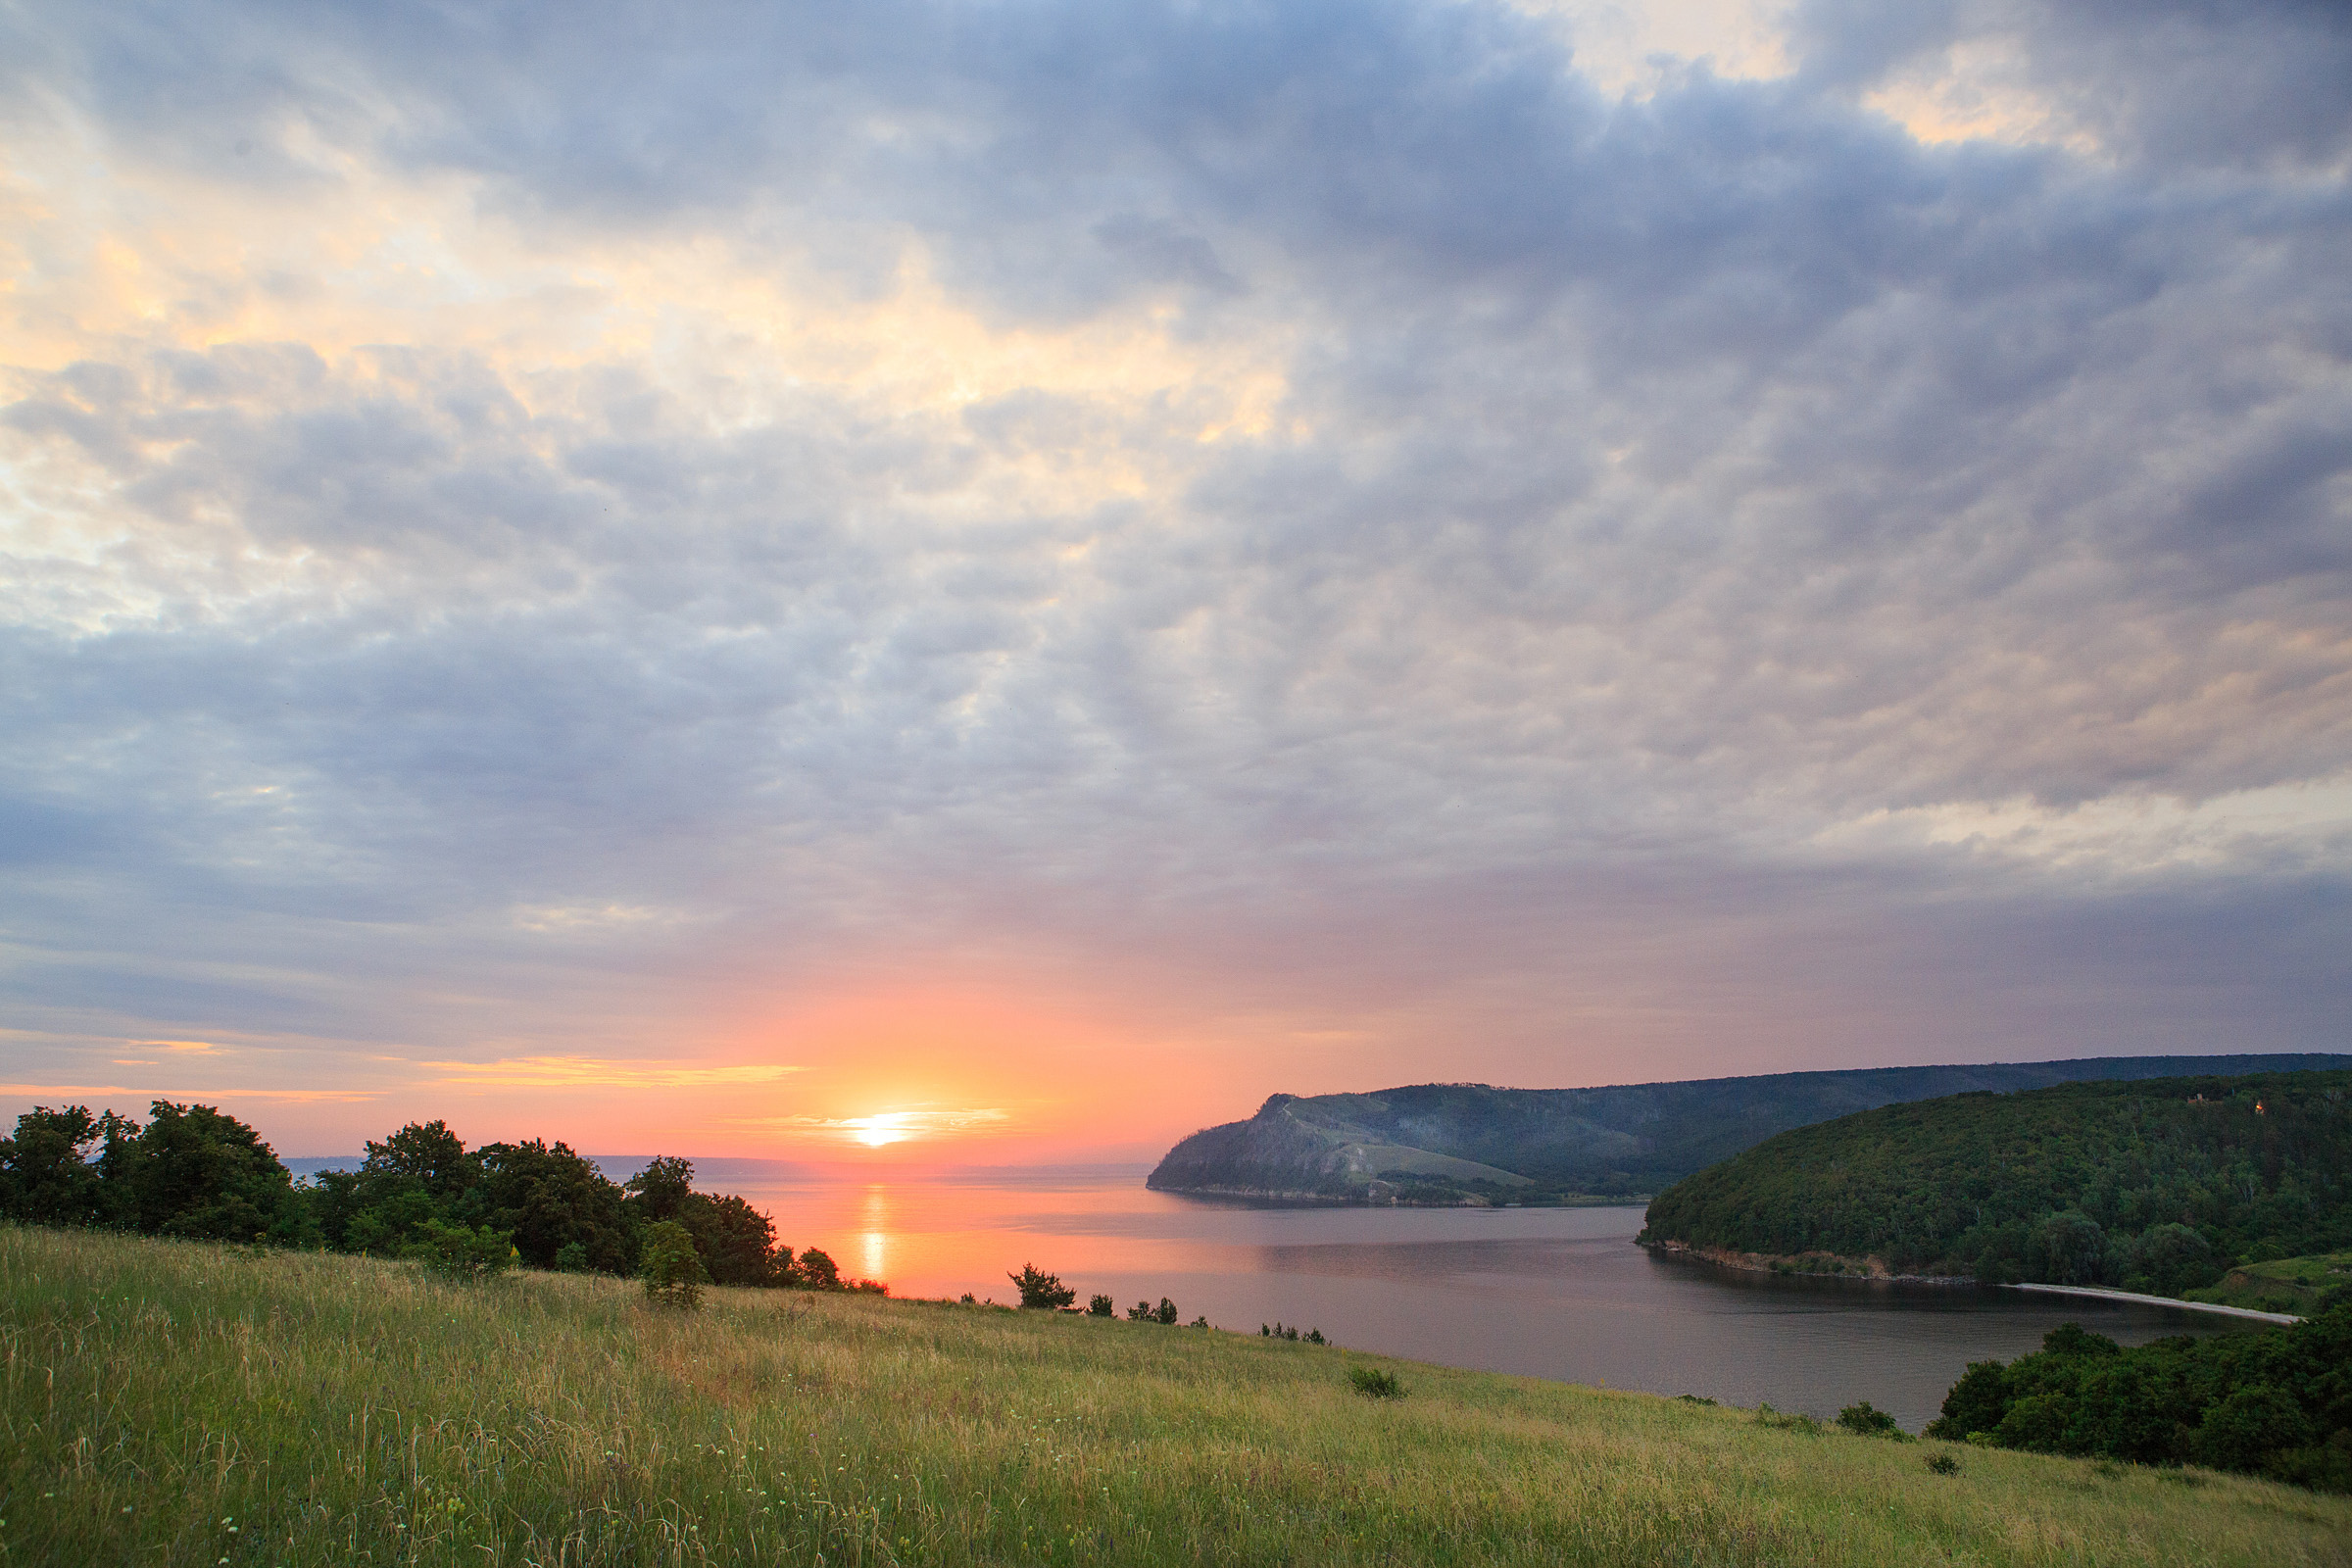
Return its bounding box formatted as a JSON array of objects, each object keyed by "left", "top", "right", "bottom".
[
  {"left": 641, "top": 1220, "right": 708, "bottom": 1308},
  {"left": 1088, "top": 1294, "right": 1114, "bottom": 1317},
  {"left": 405, "top": 1218, "right": 518, "bottom": 1282},
  {"left": 1837, "top": 1401, "right": 1902, "bottom": 1438},
  {"left": 1008, "top": 1263, "right": 1077, "bottom": 1309},
  {"left": 1348, "top": 1366, "right": 1405, "bottom": 1399}
]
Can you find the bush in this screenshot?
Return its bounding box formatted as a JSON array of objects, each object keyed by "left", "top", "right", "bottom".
[
  {"left": 1087, "top": 1294, "right": 1114, "bottom": 1317},
  {"left": 793, "top": 1248, "right": 843, "bottom": 1291},
  {"left": 1348, "top": 1366, "right": 1406, "bottom": 1399},
  {"left": 1926, "top": 1307, "right": 2352, "bottom": 1490},
  {"left": 2193, "top": 1385, "right": 2318, "bottom": 1474},
  {"left": 1926, "top": 1453, "right": 1961, "bottom": 1476},
  {"left": 641, "top": 1220, "right": 708, "bottom": 1308},
  {"left": 1127, "top": 1300, "right": 1153, "bottom": 1321},
  {"left": 1837, "top": 1401, "right": 1900, "bottom": 1438},
  {"left": 403, "top": 1219, "right": 517, "bottom": 1282},
  {"left": 1754, "top": 1404, "right": 1823, "bottom": 1434},
  {"left": 1154, "top": 1297, "right": 1178, "bottom": 1326},
  {"left": 1007, "top": 1262, "right": 1077, "bottom": 1309}
]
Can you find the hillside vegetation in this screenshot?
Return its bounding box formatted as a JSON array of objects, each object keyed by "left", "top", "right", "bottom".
[
  {"left": 0, "top": 1103, "right": 857, "bottom": 1291},
  {"left": 2188, "top": 1253, "right": 2352, "bottom": 1315},
  {"left": 1928, "top": 1316, "right": 2352, "bottom": 1490},
  {"left": 1145, "top": 1054, "right": 2350, "bottom": 1203},
  {"left": 6, "top": 1225, "right": 2348, "bottom": 1568},
  {"left": 1639, "top": 1071, "right": 2352, "bottom": 1293}
]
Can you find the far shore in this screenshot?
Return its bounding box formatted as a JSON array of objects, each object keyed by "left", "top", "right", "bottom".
[
  {"left": 1646, "top": 1241, "right": 2302, "bottom": 1323},
  {"left": 2000, "top": 1282, "right": 2300, "bottom": 1325}
]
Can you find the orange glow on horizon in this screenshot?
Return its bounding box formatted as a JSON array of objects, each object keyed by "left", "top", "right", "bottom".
[{"left": 846, "top": 1113, "right": 910, "bottom": 1148}]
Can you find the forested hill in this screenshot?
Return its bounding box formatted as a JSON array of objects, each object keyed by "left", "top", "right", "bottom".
[
  {"left": 1638, "top": 1069, "right": 2352, "bottom": 1293},
  {"left": 1145, "top": 1054, "right": 2352, "bottom": 1203}
]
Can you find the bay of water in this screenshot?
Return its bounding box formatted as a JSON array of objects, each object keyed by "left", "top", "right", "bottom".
[{"left": 645, "top": 1159, "right": 2254, "bottom": 1433}]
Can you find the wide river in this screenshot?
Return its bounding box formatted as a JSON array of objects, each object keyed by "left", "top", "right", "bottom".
[{"left": 616, "top": 1158, "right": 2253, "bottom": 1432}]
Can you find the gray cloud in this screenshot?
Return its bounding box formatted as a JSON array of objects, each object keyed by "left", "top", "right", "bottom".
[{"left": 2, "top": 0, "right": 2347, "bottom": 1104}]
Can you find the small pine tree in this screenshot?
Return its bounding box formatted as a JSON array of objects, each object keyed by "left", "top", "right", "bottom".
[
  {"left": 641, "top": 1220, "right": 708, "bottom": 1308},
  {"left": 1007, "top": 1262, "right": 1077, "bottom": 1309},
  {"left": 1127, "top": 1300, "right": 1153, "bottom": 1321},
  {"left": 1154, "top": 1297, "right": 1178, "bottom": 1326},
  {"left": 1089, "top": 1294, "right": 1115, "bottom": 1317}
]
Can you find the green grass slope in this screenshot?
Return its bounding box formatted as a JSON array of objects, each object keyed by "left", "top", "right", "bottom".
[
  {"left": 1639, "top": 1071, "right": 2352, "bottom": 1292},
  {"left": 2188, "top": 1253, "right": 2352, "bottom": 1315},
  {"left": 5, "top": 1226, "right": 2348, "bottom": 1567}
]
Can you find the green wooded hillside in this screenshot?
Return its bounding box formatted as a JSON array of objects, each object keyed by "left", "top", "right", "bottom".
[
  {"left": 1638, "top": 1071, "right": 2352, "bottom": 1291},
  {"left": 1146, "top": 1055, "right": 2351, "bottom": 1203}
]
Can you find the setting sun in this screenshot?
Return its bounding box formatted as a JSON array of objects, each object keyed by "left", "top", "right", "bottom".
[{"left": 845, "top": 1113, "right": 910, "bottom": 1148}]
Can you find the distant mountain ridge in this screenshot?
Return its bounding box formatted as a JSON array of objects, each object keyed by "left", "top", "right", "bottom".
[{"left": 1145, "top": 1054, "right": 2352, "bottom": 1203}]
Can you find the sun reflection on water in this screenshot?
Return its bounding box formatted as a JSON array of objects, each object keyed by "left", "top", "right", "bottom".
[{"left": 860, "top": 1185, "right": 889, "bottom": 1283}]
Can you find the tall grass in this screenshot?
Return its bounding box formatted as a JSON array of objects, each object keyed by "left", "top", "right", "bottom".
[{"left": 4, "top": 1223, "right": 2346, "bottom": 1567}]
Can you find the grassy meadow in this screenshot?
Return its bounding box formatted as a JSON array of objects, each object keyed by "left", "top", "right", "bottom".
[
  {"left": 2187, "top": 1252, "right": 2352, "bottom": 1315},
  {"left": 4, "top": 1224, "right": 2347, "bottom": 1568}
]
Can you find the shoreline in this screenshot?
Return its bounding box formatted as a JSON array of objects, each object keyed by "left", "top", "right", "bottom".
[
  {"left": 1999, "top": 1282, "right": 2300, "bottom": 1325},
  {"left": 1148, "top": 1184, "right": 1649, "bottom": 1208},
  {"left": 1646, "top": 1242, "right": 2304, "bottom": 1324}
]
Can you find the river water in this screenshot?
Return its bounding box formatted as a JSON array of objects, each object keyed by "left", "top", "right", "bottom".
[{"left": 627, "top": 1159, "right": 2255, "bottom": 1433}]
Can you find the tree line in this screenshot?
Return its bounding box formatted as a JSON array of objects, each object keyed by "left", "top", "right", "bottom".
[
  {"left": 1639, "top": 1071, "right": 2352, "bottom": 1291},
  {"left": 1926, "top": 1309, "right": 2352, "bottom": 1493},
  {"left": 0, "top": 1102, "right": 873, "bottom": 1292}
]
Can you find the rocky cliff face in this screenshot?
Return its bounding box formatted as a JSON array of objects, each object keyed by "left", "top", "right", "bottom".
[{"left": 1145, "top": 1094, "right": 1530, "bottom": 1200}]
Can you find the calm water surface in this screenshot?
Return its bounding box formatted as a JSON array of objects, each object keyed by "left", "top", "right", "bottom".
[{"left": 634, "top": 1159, "right": 2253, "bottom": 1432}]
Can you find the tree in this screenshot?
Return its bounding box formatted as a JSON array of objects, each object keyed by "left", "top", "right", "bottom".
[
  {"left": 793, "top": 1247, "right": 842, "bottom": 1290},
  {"left": 122, "top": 1102, "right": 307, "bottom": 1244},
  {"left": 641, "top": 1220, "right": 708, "bottom": 1308},
  {"left": 1088, "top": 1294, "right": 1114, "bottom": 1317},
  {"left": 2029, "top": 1211, "right": 2109, "bottom": 1286},
  {"left": 684, "top": 1193, "right": 782, "bottom": 1286},
  {"left": 1008, "top": 1263, "right": 1076, "bottom": 1309},
  {"left": 0, "top": 1105, "right": 118, "bottom": 1226},
  {"left": 1154, "top": 1297, "right": 1178, "bottom": 1326},
  {"left": 622, "top": 1156, "right": 695, "bottom": 1222},
  {"left": 361, "top": 1121, "right": 478, "bottom": 1202},
  {"left": 474, "top": 1140, "right": 633, "bottom": 1273}
]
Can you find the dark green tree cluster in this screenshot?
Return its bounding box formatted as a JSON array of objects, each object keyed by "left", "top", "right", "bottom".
[
  {"left": 0, "top": 1103, "right": 875, "bottom": 1293},
  {"left": 1928, "top": 1311, "right": 2352, "bottom": 1492},
  {"left": 0, "top": 1103, "right": 312, "bottom": 1245},
  {"left": 1639, "top": 1071, "right": 2352, "bottom": 1288}
]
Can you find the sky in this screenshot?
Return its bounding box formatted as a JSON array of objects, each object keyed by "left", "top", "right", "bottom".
[{"left": 1, "top": 0, "right": 2347, "bottom": 1164}]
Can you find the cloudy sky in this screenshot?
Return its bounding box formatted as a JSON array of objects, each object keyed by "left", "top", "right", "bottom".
[{"left": 2, "top": 0, "right": 2347, "bottom": 1160}]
